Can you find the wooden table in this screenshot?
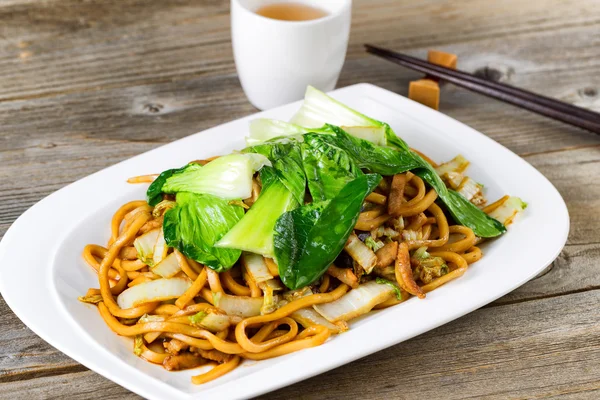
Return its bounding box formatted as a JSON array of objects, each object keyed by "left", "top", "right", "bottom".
[{"left": 1, "top": 0, "right": 599, "bottom": 398}]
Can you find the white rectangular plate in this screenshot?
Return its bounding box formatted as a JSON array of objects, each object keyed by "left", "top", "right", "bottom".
[{"left": 0, "top": 83, "right": 569, "bottom": 399}]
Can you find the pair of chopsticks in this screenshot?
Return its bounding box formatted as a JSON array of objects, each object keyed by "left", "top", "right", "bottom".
[{"left": 365, "top": 44, "right": 600, "bottom": 135}]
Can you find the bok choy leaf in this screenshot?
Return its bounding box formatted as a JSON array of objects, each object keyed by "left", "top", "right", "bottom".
[
  {"left": 217, "top": 139, "right": 306, "bottom": 256},
  {"left": 163, "top": 192, "right": 243, "bottom": 271},
  {"left": 288, "top": 86, "right": 506, "bottom": 238},
  {"left": 322, "top": 125, "right": 423, "bottom": 176},
  {"left": 215, "top": 179, "right": 299, "bottom": 257},
  {"left": 274, "top": 174, "right": 381, "bottom": 290},
  {"left": 247, "top": 119, "right": 312, "bottom": 145},
  {"left": 413, "top": 168, "right": 507, "bottom": 238},
  {"left": 146, "top": 163, "right": 201, "bottom": 206},
  {"left": 245, "top": 139, "right": 306, "bottom": 203},
  {"left": 161, "top": 153, "right": 271, "bottom": 200},
  {"left": 290, "top": 86, "right": 388, "bottom": 146},
  {"left": 301, "top": 133, "right": 363, "bottom": 201}
]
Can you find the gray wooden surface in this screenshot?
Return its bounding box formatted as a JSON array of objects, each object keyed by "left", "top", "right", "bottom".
[{"left": 1, "top": 0, "right": 599, "bottom": 398}]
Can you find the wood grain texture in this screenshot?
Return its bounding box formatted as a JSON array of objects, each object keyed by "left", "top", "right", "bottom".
[{"left": 1, "top": 0, "right": 599, "bottom": 398}]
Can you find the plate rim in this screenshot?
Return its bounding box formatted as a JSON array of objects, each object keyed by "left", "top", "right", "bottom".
[{"left": 0, "top": 82, "right": 570, "bottom": 399}]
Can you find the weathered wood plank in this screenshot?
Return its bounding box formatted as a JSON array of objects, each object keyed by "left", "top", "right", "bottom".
[
  {"left": 0, "top": 294, "right": 86, "bottom": 383},
  {"left": 0, "top": 370, "right": 140, "bottom": 400},
  {"left": 0, "top": 0, "right": 598, "bottom": 102},
  {"left": 2, "top": 23, "right": 599, "bottom": 155},
  {"left": 521, "top": 147, "right": 600, "bottom": 246}
]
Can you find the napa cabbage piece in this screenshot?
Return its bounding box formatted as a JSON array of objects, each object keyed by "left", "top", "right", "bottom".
[
  {"left": 161, "top": 153, "right": 271, "bottom": 200},
  {"left": 213, "top": 292, "right": 263, "bottom": 318},
  {"left": 152, "top": 230, "right": 168, "bottom": 265},
  {"left": 240, "top": 253, "right": 273, "bottom": 284},
  {"left": 365, "top": 236, "right": 385, "bottom": 252},
  {"left": 139, "top": 314, "right": 165, "bottom": 323},
  {"left": 163, "top": 192, "right": 244, "bottom": 271},
  {"left": 375, "top": 278, "right": 403, "bottom": 300},
  {"left": 313, "top": 280, "right": 395, "bottom": 322},
  {"left": 189, "top": 310, "right": 233, "bottom": 332},
  {"left": 151, "top": 252, "right": 181, "bottom": 278},
  {"left": 487, "top": 196, "right": 527, "bottom": 226},
  {"left": 344, "top": 233, "right": 377, "bottom": 274},
  {"left": 457, "top": 177, "right": 485, "bottom": 206},
  {"left": 435, "top": 154, "right": 470, "bottom": 177},
  {"left": 260, "top": 285, "right": 280, "bottom": 315},
  {"left": 274, "top": 174, "right": 381, "bottom": 290},
  {"left": 134, "top": 229, "right": 161, "bottom": 267},
  {"left": 291, "top": 308, "right": 347, "bottom": 334},
  {"left": 117, "top": 277, "right": 192, "bottom": 309}
]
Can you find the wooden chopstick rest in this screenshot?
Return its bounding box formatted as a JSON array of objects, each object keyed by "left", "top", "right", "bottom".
[{"left": 408, "top": 50, "right": 457, "bottom": 110}]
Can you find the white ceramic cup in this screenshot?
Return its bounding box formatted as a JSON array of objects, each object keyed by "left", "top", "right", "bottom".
[{"left": 231, "top": 0, "right": 352, "bottom": 110}]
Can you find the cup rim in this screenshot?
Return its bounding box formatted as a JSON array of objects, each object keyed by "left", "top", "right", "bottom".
[{"left": 232, "top": 0, "right": 351, "bottom": 26}]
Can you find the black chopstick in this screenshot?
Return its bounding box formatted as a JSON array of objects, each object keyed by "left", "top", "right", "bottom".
[{"left": 365, "top": 44, "right": 600, "bottom": 135}]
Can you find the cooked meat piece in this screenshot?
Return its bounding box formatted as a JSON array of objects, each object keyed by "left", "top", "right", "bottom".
[
  {"left": 388, "top": 174, "right": 407, "bottom": 217},
  {"left": 191, "top": 347, "right": 233, "bottom": 363},
  {"left": 163, "top": 339, "right": 189, "bottom": 355},
  {"left": 395, "top": 242, "right": 425, "bottom": 299},
  {"left": 163, "top": 353, "right": 207, "bottom": 371},
  {"left": 375, "top": 241, "right": 398, "bottom": 268},
  {"left": 139, "top": 216, "right": 164, "bottom": 235},
  {"left": 327, "top": 264, "right": 359, "bottom": 288}
]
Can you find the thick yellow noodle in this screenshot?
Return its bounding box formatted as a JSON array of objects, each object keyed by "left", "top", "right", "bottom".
[{"left": 80, "top": 151, "right": 496, "bottom": 385}]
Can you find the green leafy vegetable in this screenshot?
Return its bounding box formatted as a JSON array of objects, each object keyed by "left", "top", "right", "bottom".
[
  {"left": 487, "top": 196, "right": 527, "bottom": 226},
  {"left": 412, "top": 247, "right": 430, "bottom": 260},
  {"left": 163, "top": 192, "right": 243, "bottom": 272},
  {"left": 162, "top": 153, "right": 271, "bottom": 200},
  {"left": 215, "top": 179, "right": 299, "bottom": 257},
  {"left": 440, "top": 189, "right": 507, "bottom": 237},
  {"left": 218, "top": 139, "right": 307, "bottom": 256},
  {"left": 245, "top": 139, "right": 306, "bottom": 203},
  {"left": 375, "top": 278, "right": 403, "bottom": 300},
  {"left": 274, "top": 174, "right": 381, "bottom": 290},
  {"left": 133, "top": 335, "right": 144, "bottom": 356},
  {"left": 78, "top": 294, "right": 103, "bottom": 304},
  {"left": 287, "top": 86, "right": 506, "bottom": 238},
  {"left": 146, "top": 163, "right": 200, "bottom": 206},
  {"left": 323, "top": 125, "right": 423, "bottom": 175},
  {"left": 365, "top": 236, "right": 384, "bottom": 252},
  {"left": 290, "top": 86, "right": 388, "bottom": 145},
  {"left": 301, "top": 133, "right": 363, "bottom": 201},
  {"left": 188, "top": 311, "right": 208, "bottom": 325},
  {"left": 247, "top": 118, "right": 313, "bottom": 145}
]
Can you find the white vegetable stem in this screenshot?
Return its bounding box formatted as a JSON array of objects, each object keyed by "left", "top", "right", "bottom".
[
  {"left": 163, "top": 153, "right": 271, "bottom": 200},
  {"left": 345, "top": 233, "right": 377, "bottom": 274},
  {"left": 117, "top": 277, "right": 192, "bottom": 309},
  {"left": 151, "top": 252, "right": 181, "bottom": 278},
  {"left": 313, "top": 280, "right": 395, "bottom": 322}
]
